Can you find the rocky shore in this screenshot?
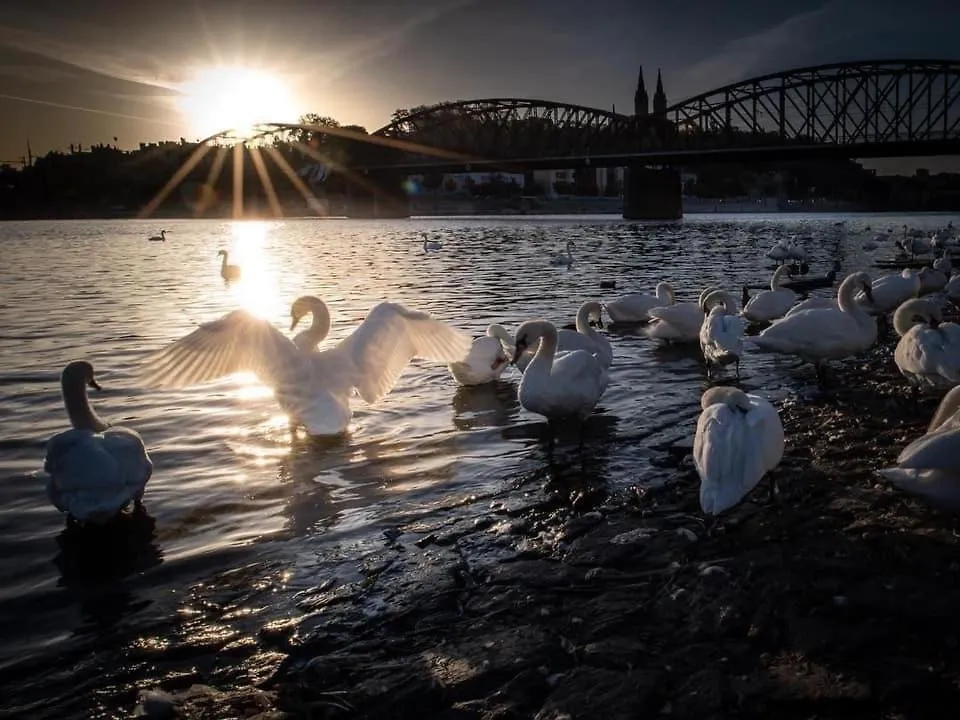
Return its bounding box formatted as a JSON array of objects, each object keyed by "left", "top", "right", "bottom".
[{"left": 134, "top": 335, "right": 960, "bottom": 720}]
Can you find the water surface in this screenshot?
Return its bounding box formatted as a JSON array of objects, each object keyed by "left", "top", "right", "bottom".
[{"left": 0, "top": 212, "right": 956, "bottom": 715}]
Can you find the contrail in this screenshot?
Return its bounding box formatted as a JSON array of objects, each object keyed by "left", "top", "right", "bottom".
[{"left": 0, "top": 92, "right": 180, "bottom": 127}]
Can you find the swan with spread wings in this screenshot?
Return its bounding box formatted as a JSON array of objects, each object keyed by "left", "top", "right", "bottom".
[{"left": 140, "top": 298, "right": 472, "bottom": 436}]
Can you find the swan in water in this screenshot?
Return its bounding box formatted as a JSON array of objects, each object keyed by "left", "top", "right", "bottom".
[
  {"left": 748, "top": 272, "right": 877, "bottom": 382},
  {"left": 289, "top": 295, "right": 332, "bottom": 351},
  {"left": 140, "top": 301, "right": 472, "bottom": 436},
  {"left": 511, "top": 319, "right": 607, "bottom": 421},
  {"left": 448, "top": 324, "right": 514, "bottom": 386},
  {"left": 699, "top": 289, "right": 744, "bottom": 378},
  {"left": 218, "top": 249, "right": 241, "bottom": 282},
  {"left": 647, "top": 286, "right": 718, "bottom": 344},
  {"left": 694, "top": 386, "right": 784, "bottom": 515},
  {"left": 42, "top": 361, "right": 153, "bottom": 525},
  {"left": 604, "top": 281, "right": 674, "bottom": 323},
  {"left": 549, "top": 239, "right": 576, "bottom": 266},
  {"left": 148, "top": 230, "right": 167, "bottom": 242},
  {"left": 422, "top": 233, "right": 443, "bottom": 251},
  {"left": 877, "top": 386, "right": 960, "bottom": 510},
  {"left": 515, "top": 301, "right": 611, "bottom": 371},
  {"left": 892, "top": 298, "right": 960, "bottom": 392},
  {"left": 742, "top": 265, "right": 796, "bottom": 323}
]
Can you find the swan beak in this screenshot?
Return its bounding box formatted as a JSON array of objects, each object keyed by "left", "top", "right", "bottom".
[
  {"left": 930, "top": 317, "right": 940, "bottom": 329},
  {"left": 290, "top": 315, "right": 300, "bottom": 331},
  {"left": 510, "top": 342, "right": 527, "bottom": 365},
  {"left": 596, "top": 317, "right": 605, "bottom": 329},
  {"left": 88, "top": 378, "right": 102, "bottom": 391},
  {"left": 862, "top": 284, "right": 875, "bottom": 304}
]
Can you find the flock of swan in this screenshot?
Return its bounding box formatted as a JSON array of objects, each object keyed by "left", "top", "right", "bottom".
[{"left": 40, "top": 224, "right": 960, "bottom": 530}]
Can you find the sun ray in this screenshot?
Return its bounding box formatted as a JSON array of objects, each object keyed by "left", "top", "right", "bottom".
[
  {"left": 199, "top": 146, "right": 229, "bottom": 216},
  {"left": 138, "top": 142, "right": 212, "bottom": 218},
  {"left": 262, "top": 145, "right": 323, "bottom": 211},
  {"left": 232, "top": 143, "right": 244, "bottom": 219},
  {"left": 249, "top": 147, "right": 283, "bottom": 218}
]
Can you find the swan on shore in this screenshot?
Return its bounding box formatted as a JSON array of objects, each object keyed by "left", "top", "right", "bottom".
[
  {"left": 140, "top": 301, "right": 472, "bottom": 436},
  {"left": 693, "top": 386, "right": 784, "bottom": 515},
  {"left": 43, "top": 361, "right": 153, "bottom": 525},
  {"left": 604, "top": 281, "right": 674, "bottom": 323},
  {"left": 699, "top": 289, "right": 744, "bottom": 378},
  {"left": 877, "top": 386, "right": 960, "bottom": 510},
  {"left": 742, "top": 265, "right": 796, "bottom": 323},
  {"left": 510, "top": 319, "right": 607, "bottom": 421},
  {"left": 892, "top": 298, "right": 960, "bottom": 392},
  {"left": 218, "top": 249, "right": 241, "bottom": 282},
  {"left": 448, "top": 324, "right": 514, "bottom": 386},
  {"left": 748, "top": 272, "right": 877, "bottom": 382}
]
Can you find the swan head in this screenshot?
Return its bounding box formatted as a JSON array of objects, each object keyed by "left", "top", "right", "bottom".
[
  {"left": 290, "top": 295, "right": 325, "bottom": 331},
  {"left": 700, "top": 385, "right": 750, "bottom": 412},
  {"left": 577, "top": 300, "right": 604, "bottom": 329},
  {"left": 701, "top": 289, "right": 736, "bottom": 315},
  {"left": 62, "top": 360, "right": 101, "bottom": 392},
  {"left": 893, "top": 298, "right": 941, "bottom": 336},
  {"left": 511, "top": 320, "right": 556, "bottom": 364},
  {"left": 217, "top": 249, "right": 227, "bottom": 258}
]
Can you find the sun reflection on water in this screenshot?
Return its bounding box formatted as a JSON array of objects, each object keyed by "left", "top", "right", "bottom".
[{"left": 226, "top": 221, "right": 285, "bottom": 320}]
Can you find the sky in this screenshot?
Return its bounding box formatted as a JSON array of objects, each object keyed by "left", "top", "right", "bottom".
[{"left": 0, "top": 0, "right": 958, "bottom": 173}]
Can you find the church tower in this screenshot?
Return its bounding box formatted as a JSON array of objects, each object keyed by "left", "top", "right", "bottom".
[
  {"left": 634, "top": 67, "right": 649, "bottom": 117},
  {"left": 653, "top": 68, "right": 667, "bottom": 118}
]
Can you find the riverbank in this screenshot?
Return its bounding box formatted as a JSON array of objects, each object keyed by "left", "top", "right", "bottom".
[{"left": 134, "top": 335, "right": 960, "bottom": 719}]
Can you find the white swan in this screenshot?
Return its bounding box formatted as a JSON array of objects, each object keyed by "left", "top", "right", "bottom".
[
  {"left": 693, "top": 386, "right": 784, "bottom": 515},
  {"left": 218, "top": 249, "right": 241, "bottom": 282},
  {"left": 515, "top": 301, "right": 611, "bottom": 372},
  {"left": 510, "top": 319, "right": 607, "bottom": 420},
  {"left": 784, "top": 295, "right": 837, "bottom": 318},
  {"left": 877, "top": 386, "right": 960, "bottom": 510},
  {"left": 604, "top": 281, "right": 674, "bottom": 323},
  {"left": 43, "top": 361, "right": 153, "bottom": 525},
  {"left": 742, "top": 265, "right": 796, "bottom": 323},
  {"left": 647, "top": 286, "right": 717, "bottom": 343},
  {"left": 148, "top": 230, "right": 167, "bottom": 242},
  {"left": 549, "top": 240, "right": 575, "bottom": 266},
  {"left": 855, "top": 268, "right": 920, "bottom": 315},
  {"left": 140, "top": 301, "right": 472, "bottom": 436},
  {"left": 699, "top": 290, "right": 744, "bottom": 378},
  {"left": 448, "top": 324, "right": 514, "bottom": 386},
  {"left": 748, "top": 272, "right": 877, "bottom": 382},
  {"left": 422, "top": 233, "right": 443, "bottom": 251},
  {"left": 892, "top": 298, "right": 960, "bottom": 392}
]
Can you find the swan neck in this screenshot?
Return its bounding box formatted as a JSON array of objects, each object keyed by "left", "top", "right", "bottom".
[
  {"left": 486, "top": 324, "right": 514, "bottom": 345},
  {"left": 657, "top": 283, "right": 675, "bottom": 304},
  {"left": 63, "top": 381, "right": 108, "bottom": 432},
  {"left": 929, "top": 387, "right": 960, "bottom": 433},
  {"left": 526, "top": 325, "right": 558, "bottom": 374},
  {"left": 771, "top": 265, "right": 790, "bottom": 290},
  {"left": 837, "top": 275, "right": 869, "bottom": 321},
  {"left": 305, "top": 302, "right": 332, "bottom": 346}
]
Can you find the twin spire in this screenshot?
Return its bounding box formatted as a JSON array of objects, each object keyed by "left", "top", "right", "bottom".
[{"left": 634, "top": 66, "right": 667, "bottom": 118}]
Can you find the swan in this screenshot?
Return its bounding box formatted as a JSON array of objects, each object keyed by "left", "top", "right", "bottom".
[
  {"left": 218, "top": 249, "right": 241, "bottom": 282},
  {"left": 549, "top": 240, "right": 575, "bottom": 266},
  {"left": 422, "top": 233, "right": 443, "bottom": 251},
  {"left": 148, "top": 230, "right": 167, "bottom": 242},
  {"left": 784, "top": 295, "right": 837, "bottom": 318},
  {"left": 742, "top": 265, "right": 796, "bottom": 323},
  {"left": 510, "top": 319, "right": 607, "bottom": 421},
  {"left": 604, "top": 281, "right": 674, "bottom": 323},
  {"left": 748, "top": 272, "right": 877, "bottom": 382},
  {"left": 892, "top": 298, "right": 960, "bottom": 392},
  {"left": 944, "top": 274, "right": 960, "bottom": 310},
  {"left": 877, "top": 386, "right": 960, "bottom": 510},
  {"left": 448, "top": 324, "right": 514, "bottom": 386},
  {"left": 693, "top": 386, "right": 785, "bottom": 515},
  {"left": 933, "top": 252, "right": 952, "bottom": 275},
  {"left": 289, "top": 295, "right": 332, "bottom": 351},
  {"left": 647, "top": 286, "right": 718, "bottom": 344},
  {"left": 856, "top": 268, "right": 920, "bottom": 315},
  {"left": 515, "top": 301, "right": 611, "bottom": 372},
  {"left": 140, "top": 301, "right": 472, "bottom": 436},
  {"left": 42, "top": 361, "right": 153, "bottom": 525},
  {"left": 920, "top": 265, "right": 949, "bottom": 294},
  {"left": 699, "top": 290, "right": 744, "bottom": 378}
]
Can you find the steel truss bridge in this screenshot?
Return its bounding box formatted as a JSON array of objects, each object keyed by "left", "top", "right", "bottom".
[{"left": 241, "top": 59, "right": 960, "bottom": 171}]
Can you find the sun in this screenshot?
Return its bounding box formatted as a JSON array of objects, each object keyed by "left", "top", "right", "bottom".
[{"left": 177, "top": 65, "right": 298, "bottom": 140}]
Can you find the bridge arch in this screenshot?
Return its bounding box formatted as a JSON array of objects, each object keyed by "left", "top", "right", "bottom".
[{"left": 666, "top": 59, "right": 960, "bottom": 147}]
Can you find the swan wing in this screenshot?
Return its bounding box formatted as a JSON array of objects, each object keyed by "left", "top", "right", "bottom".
[
  {"left": 335, "top": 301, "right": 471, "bottom": 404},
  {"left": 694, "top": 404, "right": 766, "bottom": 515},
  {"left": 140, "top": 309, "right": 303, "bottom": 389},
  {"left": 44, "top": 428, "right": 153, "bottom": 523}
]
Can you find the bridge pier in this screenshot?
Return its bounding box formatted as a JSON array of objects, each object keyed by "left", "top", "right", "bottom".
[
  {"left": 344, "top": 170, "right": 411, "bottom": 219},
  {"left": 622, "top": 165, "right": 682, "bottom": 220}
]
